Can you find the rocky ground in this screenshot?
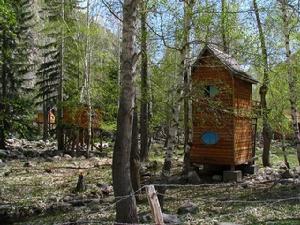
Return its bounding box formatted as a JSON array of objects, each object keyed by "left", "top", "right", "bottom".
[{"left": 0, "top": 139, "right": 300, "bottom": 225}]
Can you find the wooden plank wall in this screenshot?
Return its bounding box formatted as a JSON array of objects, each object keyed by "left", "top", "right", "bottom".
[
  {"left": 233, "top": 78, "right": 253, "bottom": 165},
  {"left": 191, "top": 51, "right": 235, "bottom": 165}
]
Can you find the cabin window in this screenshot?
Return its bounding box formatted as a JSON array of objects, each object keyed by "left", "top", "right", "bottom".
[
  {"left": 201, "top": 132, "right": 219, "bottom": 145},
  {"left": 204, "top": 85, "right": 219, "bottom": 97}
]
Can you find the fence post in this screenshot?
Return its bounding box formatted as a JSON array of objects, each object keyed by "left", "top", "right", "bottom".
[{"left": 146, "top": 185, "right": 165, "bottom": 225}]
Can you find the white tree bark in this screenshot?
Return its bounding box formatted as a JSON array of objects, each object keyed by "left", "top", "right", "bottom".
[{"left": 280, "top": 0, "right": 300, "bottom": 165}]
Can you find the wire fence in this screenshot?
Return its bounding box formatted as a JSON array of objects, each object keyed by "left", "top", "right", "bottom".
[{"left": 1, "top": 179, "right": 299, "bottom": 225}]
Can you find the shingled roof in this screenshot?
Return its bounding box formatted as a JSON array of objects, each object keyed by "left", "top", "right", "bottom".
[{"left": 193, "top": 45, "right": 258, "bottom": 84}]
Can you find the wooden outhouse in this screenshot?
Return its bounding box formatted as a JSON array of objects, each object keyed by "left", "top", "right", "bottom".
[{"left": 190, "top": 45, "right": 258, "bottom": 167}]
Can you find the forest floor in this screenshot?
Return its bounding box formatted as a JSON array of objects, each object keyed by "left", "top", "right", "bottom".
[{"left": 0, "top": 139, "right": 300, "bottom": 225}]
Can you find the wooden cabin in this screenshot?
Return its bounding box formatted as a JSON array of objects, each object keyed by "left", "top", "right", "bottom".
[
  {"left": 190, "top": 45, "right": 258, "bottom": 167},
  {"left": 63, "top": 106, "right": 102, "bottom": 153},
  {"left": 63, "top": 106, "right": 102, "bottom": 129},
  {"left": 34, "top": 110, "right": 56, "bottom": 128}
]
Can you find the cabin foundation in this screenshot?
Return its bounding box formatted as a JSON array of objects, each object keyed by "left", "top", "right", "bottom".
[{"left": 223, "top": 170, "right": 242, "bottom": 182}]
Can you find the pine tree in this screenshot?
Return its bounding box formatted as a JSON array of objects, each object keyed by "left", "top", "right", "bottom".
[
  {"left": 36, "top": 0, "right": 81, "bottom": 150},
  {"left": 0, "top": 0, "right": 34, "bottom": 149}
]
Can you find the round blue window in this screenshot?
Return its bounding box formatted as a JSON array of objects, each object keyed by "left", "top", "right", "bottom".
[{"left": 201, "top": 132, "right": 219, "bottom": 145}]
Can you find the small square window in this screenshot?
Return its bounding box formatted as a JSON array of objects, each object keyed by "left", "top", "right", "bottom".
[
  {"left": 201, "top": 131, "right": 219, "bottom": 145},
  {"left": 204, "top": 85, "right": 219, "bottom": 97}
]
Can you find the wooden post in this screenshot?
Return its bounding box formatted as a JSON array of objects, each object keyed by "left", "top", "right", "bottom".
[{"left": 146, "top": 185, "right": 165, "bottom": 225}]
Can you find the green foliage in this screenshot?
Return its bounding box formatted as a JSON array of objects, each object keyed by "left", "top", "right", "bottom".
[{"left": 0, "top": 0, "right": 35, "bottom": 143}]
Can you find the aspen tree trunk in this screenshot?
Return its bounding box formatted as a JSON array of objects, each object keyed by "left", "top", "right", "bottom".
[
  {"left": 140, "top": 0, "right": 149, "bottom": 162},
  {"left": 158, "top": 56, "right": 181, "bottom": 209},
  {"left": 221, "top": 0, "right": 229, "bottom": 53},
  {"left": 280, "top": 0, "right": 300, "bottom": 165},
  {"left": 281, "top": 133, "right": 290, "bottom": 168},
  {"left": 253, "top": 0, "right": 272, "bottom": 167},
  {"left": 57, "top": 0, "right": 65, "bottom": 152},
  {"left": 112, "top": 0, "right": 139, "bottom": 222},
  {"left": 130, "top": 98, "right": 141, "bottom": 199},
  {"left": 183, "top": 0, "right": 194, "bottom": 175}
]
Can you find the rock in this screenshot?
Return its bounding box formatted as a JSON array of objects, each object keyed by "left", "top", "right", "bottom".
[
  {"left": 63, "top": 154, "right": 72, "bottom": 160},
  {"left": 139, "top": 212, "right": 152, "bottom": 223},
  {"left": 293, "top": 166, "right": 300, "bottom": 175},
  {"left": 36, "top": 140, "right": 46, "bottom": 148},
  {"left": 279, "top": 162, "right": 288, "bottom": 170},
  {"left": 90, "top": 156, "right": 101, "bottom": 162},
  {"left": 168, "top": 175, "right": 185, "bottom": 184},
  {"left": 97, "top": 183, "right": 113, "bottom": 196},
  {"left": 265, "top": 167, "right": 273, "bottom": 175},
  {"left": 79, "top": 155, "right": 86, "bottom": 160},
  {"left": 102, "top": 142, "right": 109, "bottom": 148},
  {"left": 23, "top": 161, "right": 34, "bottom": 167},
  {"left": 163, "top": 213, "right": 180, "bottom": 224},
  {"left": 47, "top": 202, "right": 72, "bottom": 214},
  {"left": 177, "top": 201, "right": 199, "bottom": 215},
  {"left": 279, "top": 169, "right": 294, "bottom": 179},
  {"left": 0, "top": 149, "right": 8, "bottom": 158},
  {"left": 223, "top": 170, "right": 242, "bottom": 182},
  {"left": 187, "top": 171, "right": 201, "bottom": 184},
  {"left": 0, "top": 159, "right": 5, "bottom": 167},
  {"left": 45, "top": 157, "right": 54, "bottom": 162},
  {"left": 212, "top": 175, "right": 223, "bottom": 182},
  {"left": 6, "top": 138, "right": 14, "bottom": 144},
  {"left": 53, "top": 155, "right": 62, "bottom": 161}
]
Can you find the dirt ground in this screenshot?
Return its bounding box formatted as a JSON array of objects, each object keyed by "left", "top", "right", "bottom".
[{"left": 0, "top": 140, "right": 299, "bottom": 225}]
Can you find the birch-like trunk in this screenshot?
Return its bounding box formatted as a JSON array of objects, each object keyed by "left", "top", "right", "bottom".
[
  {"left": 112, "top": 0, "right": 139, "bottom": 222},
  {"left": 183, "top": 0, "right": 194, "bottom": 175},
  {"left": 158, "top": 54, "right": 181, "bottom": 209},
  {"left": 221, "top": 0, "right": 229, "bottom": 53},
  {"left": 280, "top": 0, "right": 300, "bottom": 165},
  {"left": 253, "top": 0, "right": 272, "bottom": 167},
  {"left": 57, "top": 0, "right": 65, "bottom": 152}
]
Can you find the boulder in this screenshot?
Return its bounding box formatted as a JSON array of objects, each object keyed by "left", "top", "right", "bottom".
[
  {"left": 293, "top": 166, "right": 300, "bottom": 175},
  {"left": 163, "top": 213, "right": 180, "bottom": 224},
  {"left": 279, "top": 162, "right": 288, "bottom": 170},
  {"left": 102, "top": 142, "right": 109, "bottom": 148},
  {"left": 212, "top": 175, "right": 223, "bottom": 182},
  {"left": 53, "top": 155, "right": 62, "bottom": 161},
  {"left": 63, "top": 154, "right": 72, "bottom": 160},
  {"left": 177, "top": 201, "right": 199, "bottom": 215},
  {"left": 0, "top": 159, "right": 5, "bottom": 167},
  {"left": 139, "top": 212, "right": 152, "bottom": 223},
  {"left": 36, "top": 140, "right": 46, "bottom": 148},
  {"left": 97, "top": 183, "right": 113, "bottom": 196},
  {"left": 187, "top": 171, "right": 201, "bottom": 184},
  {"left": 279, "top": 169, "right": 294, "bottom": 179}
]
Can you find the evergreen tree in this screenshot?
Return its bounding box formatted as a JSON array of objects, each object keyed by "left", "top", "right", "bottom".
[{"left": 0, "top": 0, "right": 35, "bottom": 149}]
